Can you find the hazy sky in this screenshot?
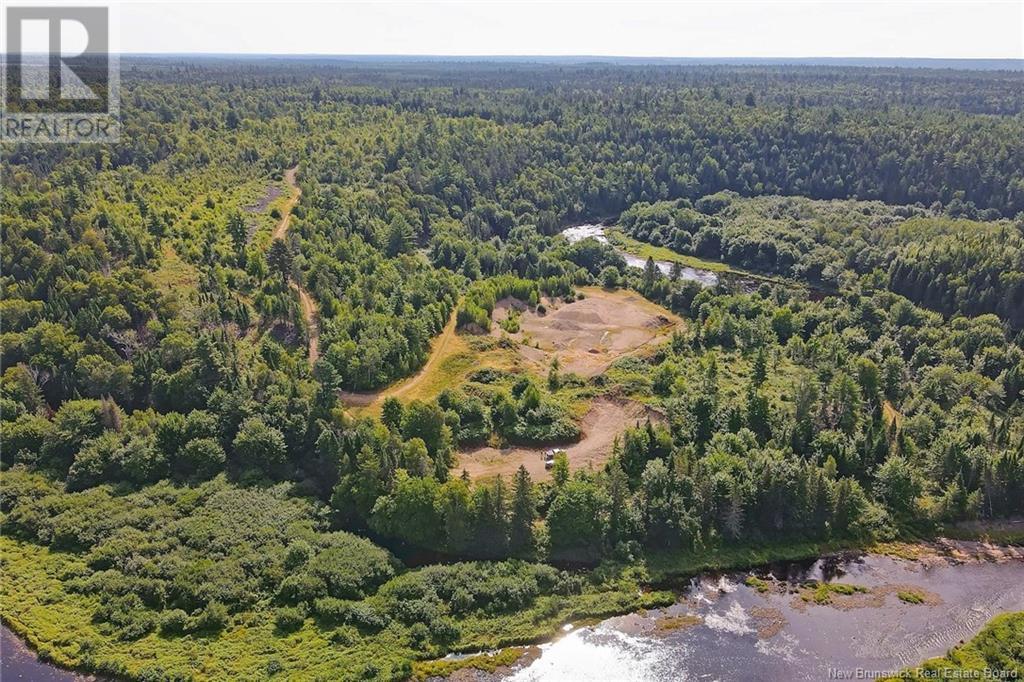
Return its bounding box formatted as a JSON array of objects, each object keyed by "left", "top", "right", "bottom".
[{"left": 23, "top": 0, "right": 1024, "bottom": 58}]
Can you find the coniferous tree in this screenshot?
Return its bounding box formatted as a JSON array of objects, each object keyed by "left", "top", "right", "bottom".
[{"left": 509, "top": 465, "right": 535, "bottom": 556}]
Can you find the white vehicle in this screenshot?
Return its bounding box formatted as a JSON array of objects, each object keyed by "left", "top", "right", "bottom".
[{"left": 543, "top": 449, "right": 566, "bottom": 469}]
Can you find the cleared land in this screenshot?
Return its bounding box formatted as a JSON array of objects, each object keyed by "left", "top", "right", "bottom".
[
  {"left": 493, "top": 286, "right": 683, "bottom": 377},
  {"left": 454, "top": 397, "right": 664, "bottom": 482},
  {"left": 343, "top": 286, "right": 682, "bottom": 478},
  {"left": 339, "top": 300, "right": 529, "bottom": 418},
  {"left": 244, "top": 184, "right": 283, "bottom": 214}
]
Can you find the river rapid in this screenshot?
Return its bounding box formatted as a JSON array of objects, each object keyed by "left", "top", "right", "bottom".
[
  {"left": 4, "top": 550, "right": 1023, "bottom": 681},
  {"left": 500, "top": 551, "right": 1024, "bottom": 681}
]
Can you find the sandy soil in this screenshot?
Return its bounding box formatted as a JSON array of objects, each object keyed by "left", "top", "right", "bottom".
[
  {"left": 493, "top": 287, "right": 682, "bottom": 377},
  {"left": 454, "top": 397, "right": 663, "bottom": 481}
]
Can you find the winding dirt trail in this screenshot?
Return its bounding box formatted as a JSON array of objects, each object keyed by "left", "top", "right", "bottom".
[
  {"left": 274, "top": 166, "right": 319, "bottom": 364},
  {"left": 273, "top": 167, "right": 301, "bottom": 241},
  {"left": 339, "top": 299, "right": 462, "bottom": 411},
  {"left": 294, "top": 284, "right": 319, "bottom": 364}
]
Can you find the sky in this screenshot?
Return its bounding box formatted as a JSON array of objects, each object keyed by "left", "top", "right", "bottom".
[{"left": 11, "top": 0, "right": 1024, "bottom": 59}]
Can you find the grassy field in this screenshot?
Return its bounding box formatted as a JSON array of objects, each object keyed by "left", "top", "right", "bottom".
[
  {"left": 149, "top": 244, "right": 200, "bottom": 295},
  {"left": 605, "top": 226, "right": 820, "bottom": 290},
  {"left": 605, "top": 228, "right": 731, "bottom": 272},
  {"left": 147, "top": 244, "right": 201, "bottom": 321},
  {"left": 341, "top": 316, "right": 522, "bottom": 418}
]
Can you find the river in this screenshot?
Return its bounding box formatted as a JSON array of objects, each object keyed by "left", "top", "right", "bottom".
[
  {"left": 4, "top": 551, "right": 1023, "bottom": 681},
  {"left": 499, "top": 551, "right": 1024, "bottom": 681},
  {"left": 1, "top": 624, "right": 102, "bottom": 681},
  {"left": 560, "top": 224, "right": 720, "bottom": 287}
]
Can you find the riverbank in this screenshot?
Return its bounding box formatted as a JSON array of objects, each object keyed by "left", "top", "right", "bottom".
[
  {"left": 0, "top": 534, "right": 673, "bottom": 681},
  {"left": 4, "top": 525, "right": 1020, "bottom": 681},
  {"left": 419, "top": 546, "right": 1024, "bottom": 681},
  {"left": 1, "top": 622, "right": 101, "bottom": 681},
  {"left": 4, "top": 516, "right": 1019, "bottom": 679},
  {"left": 408, "top": 527, "right": 1024, "bottom": 679}
]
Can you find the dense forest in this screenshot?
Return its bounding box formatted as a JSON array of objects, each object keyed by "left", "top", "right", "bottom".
[{"left": 2, "top": 59, "right": 1023, "bottom": 679}]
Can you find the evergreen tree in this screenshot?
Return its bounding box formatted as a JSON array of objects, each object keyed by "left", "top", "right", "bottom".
[
  {"left": 509, "top": 465, "right": 535, "bottom": 555},
  {"left": 267, "top": 239, "right": 294, "bottom": 282}
]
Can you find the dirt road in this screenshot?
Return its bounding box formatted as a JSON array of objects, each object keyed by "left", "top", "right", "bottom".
[
  {"left": 339, "top": 299, "right": 462, "bottom": 410},
  {"left": 294, "top": 283, "right": 319, "bottom": 364},
  {"left": 272, "top": 166, "right": 319, "bottom": 364},
  {"left": 454, "top": 397, "right": 664, "bottom": 481},
  {"left": 272, "top": 167, "right": 301, "bottom": 240}
]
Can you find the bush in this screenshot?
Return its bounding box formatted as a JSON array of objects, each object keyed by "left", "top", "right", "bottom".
[
  {"left": 178, "top": 437, "right": 225, "bottom": 481},
  {"left": 329, "top": 625, "right": 360, "bottom": 646},
  {"left": 429, "top": 617, "right": 461, "bottom": 644},
  {"left": 277, "top": 573, "right": 327, "bottom": 604},
  {"left": 390, "top": 597, "right": 441, "bottom": 626},
  {"left": 159, "top": 609, "right": 189, "bottom": 635},
  {"left": 347, "top": 602, "right": 390, "bottom": 631},
  {"left": 93, "top": 593, "right": 159, "bottom": 640},
  {"left": 600, "top": 266, "right": 620, "bottom": 289},
  {"left": 898, "top": 590, "right": 925, "bottom": 604},
  {"left": 313, "top": 598, "right": 389, "bottom": 632},
  {"left": 306, "top": 537, "right": 396, "bottom": 599},
  {"left": 274, "top": 606, "right": 307, "bottom": 632},
  {"left": 190, "top": 600, "right": 229, "bottom": 632},
  {"left": 284, "top": 540, "right": 312, "bottom": 569},
  {"left": 468, "top": 368, "right": 507, "bottom": 384},
  {"left": 408, "top": 622, "right": 430, "bottom": 646},
  {"left": 312, "top": 597, "right": 352, "bottom": 626}
]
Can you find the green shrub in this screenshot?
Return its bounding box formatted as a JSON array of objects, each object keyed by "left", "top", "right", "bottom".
[
  {"left": 190, "top": 600, "right": 229, "bottom": 632},
  {"left": 312, "top": 597, "right": 353, "bottom": 625},
  {"left": 277, "top": 573, "right": 327, "bottom": 604},
  {"left": 159, "top": 609, "right": 189, "bottom": 635},
  {"left": 274, "top": 605, "right": 307, "bottom": 632},
  {"left": 329, "top": 625, "right": 360, "bottom": 646}
]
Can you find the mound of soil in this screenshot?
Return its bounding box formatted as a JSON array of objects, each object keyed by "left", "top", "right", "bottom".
[{"left": 493, "top": 287, "right": 683, "bottom": 377}]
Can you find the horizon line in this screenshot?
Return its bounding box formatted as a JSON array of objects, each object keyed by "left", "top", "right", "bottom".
[{"left": 116, "top": 53, "right": 1024, "bottom": 61}]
